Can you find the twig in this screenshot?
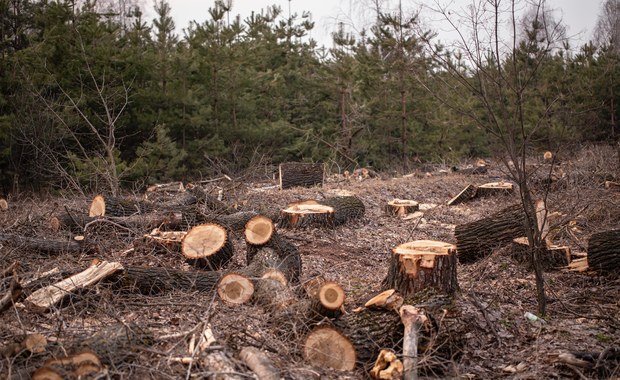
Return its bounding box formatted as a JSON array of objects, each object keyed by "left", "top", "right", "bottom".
[
  {"left": 84, "top": 218, "right": 136, "bottom": 234},
  {"left": 0, "top": 261, "right": 19, "bottom": 279}
]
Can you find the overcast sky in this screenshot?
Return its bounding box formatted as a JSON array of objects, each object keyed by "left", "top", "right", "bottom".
[{"left": 165, "top": 0, "right": 602, "bottom": 49}]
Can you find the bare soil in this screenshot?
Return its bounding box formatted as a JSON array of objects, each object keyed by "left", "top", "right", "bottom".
[{"left": 1, "top": 145, "right": 619, "bottom": 379}]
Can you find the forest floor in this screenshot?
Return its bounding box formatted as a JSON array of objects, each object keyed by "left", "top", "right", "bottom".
[{"left": 1, "top": 145, "right": 620, "bottom": 379}]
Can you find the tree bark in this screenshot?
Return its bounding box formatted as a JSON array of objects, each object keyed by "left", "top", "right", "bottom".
[
  {"left": 447, "top": 184, "right": 477, "bottom": 206},
  {"left": 455, "top": 204, "right": 527, "bottom": 263},
  {"left": 279, "top": 162, "right": 324, "bottom": 189},
  {"left": 511, "top": 237, "right": 570, "bottom": 270},
  {"left": 182, "top": 223, "right": 234, "bottom": 270},
  {"left": 0, "top": 233, "right": 95, "bottom": 255},
  {"left": 587, "top": 229, "right": 620, "bottom": 273}
]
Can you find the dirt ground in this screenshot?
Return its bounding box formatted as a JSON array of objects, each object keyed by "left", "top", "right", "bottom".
[{"left": 1, "top": 145, "right": 619, "bottom": 379}]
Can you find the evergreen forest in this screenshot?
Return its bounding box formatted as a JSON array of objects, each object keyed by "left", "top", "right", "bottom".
[{"left": 1, "top": 0, "right": 618, "bottom": 195}]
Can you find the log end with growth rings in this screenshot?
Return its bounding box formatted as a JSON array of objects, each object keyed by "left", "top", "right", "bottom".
[
  {"left": 89, "top": 195, "right": 105, "bottom": 217},
  {"left": 318, "top": 281, "right": 346, "bottom": 310},
  {"left": 0, "top": 198, "right": 7, "bottom": 211},
  {"left": 303, "top": 326, "right": 357, "bottom": 371},
  {"left": 244, "top": 215, "right": 275, "bottom": 246},
  {"left": 218, "top": 273, "right": 254, "bottom": 304},
  {"left": 182, "top": 223, "right": 230, "bottom": 261},
  {"left": 392, "top": 240, "right": 455, "bottom": 277}
]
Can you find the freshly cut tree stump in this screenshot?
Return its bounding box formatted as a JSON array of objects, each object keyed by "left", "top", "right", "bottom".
[
  {"left": 587, "top": 229, "right": 620, "bottom": 273},
  {"left": 385, "top": 200, "right": 419, "bottom": 217},
  {"left": 25, "top": 260, "right": 123, "bottom": 311},
  {"left": 511, "top": 237, "right": 570, "bottom": 270},
  {"left": 0, "top": 198, "right": 8, "bottom": 211},
  {"left": 279, "top": 162, "right": 325, "bottom": 189},
  {"left": 383, "top": 240, "right": 458, "bottom": 297},
  {"left": 455, "top": 204, "right": 527, "bottom": 263},
  {"left": 182, "top": 223, "right": 234, "bottom": 270},
  {"left": 217, "top": 273, "right": 254, "bottom": 305},
  {"left": 447, "top": 185, "right": 477, "bottom": 206},
  {"left": 475, "top": 182, "right": 514, "bottom": 197},
  {"left": 279, "top": 203, "right": 335, "bottom": 229},
  {"left": 303, "top": 326, "right": 356, "bottom": 371}
]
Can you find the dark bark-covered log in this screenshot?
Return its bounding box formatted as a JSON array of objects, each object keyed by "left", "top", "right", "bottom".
[
  {"left": 215, "top": 211, "right": 259, "bottom": 236},
  {"left": 334, "top": 308, "right": 403, "bottom": 369},
  {"left": 383, "top": 240, "right": 458, "bottom": 298},
  {"left": 279, "top": 162, "right": 324, "bottom": 189},
  {"left": 119, "top": 266, "right": 223, "bottom": 294},
  {"left": 587, "top": 229, "right": 620, "bottom": 272},
  {"left": 0, "top": 233, "right": 95, "bottom": 255},
  {"left": 447, "top": 184, "right": 477, "bottom": 206},
  {"left": 182, "top": 223, "right": 234, "bottom": 270},
  {"left": 25, "top": 260, "right": 123, "bottom": 312},
  {"left": 511, "top": 237, "right": 571, "bottom": 270},
  {"left": 322, "top": 196, "right": 365, "bottom": 226},
  {"left": 77, "top": 324, "right": 153, "bottom": 366},
  {"left": 303, "top": 326, "right": 356, "bottom": 371},
  {"left": 252, "top": 275, "right": 297, "bottom": 311},
  {"left": 455, "top": 204, "right": 527, "bottom": 263},
  {"left": 59, "top": 211, "right": 185, "bottom": 232},
  {"left": 97, "top": 195, "right": 156, "bottom": 217},
  {"left": 246, "top": 243, "right": 301, "bottom": 285},
  {"left": 385, "top": 200, "right": 419, "bottom": 217},
  {"left": 475, "top": 182, "right": 514, "bottom": 197}
]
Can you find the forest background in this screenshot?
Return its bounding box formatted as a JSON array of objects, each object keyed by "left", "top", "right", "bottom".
[{"left": 0, "top": 0, "right": 618, "bottom": 195}]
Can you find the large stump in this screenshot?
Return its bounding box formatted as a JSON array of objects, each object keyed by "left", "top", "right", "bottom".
[
  {"left": 384, "top": 200, "right": 419, "bottom": 217},
  {"left": 383, "top": 240, "right": 458, "bottom": 297},
  {"left": 181, "top": 223, "right": 234, "bottom": 270},
  {"left": 475, "top": 182, "right": 514, "bottom": 197},
  {"left": 587, "top": 229, "right": 620, "bottom": 273},
  {"left": 279, "top": 162, "right": 324, "bottom": 189},
  {"left": 455, "top": 204, "right": 527, "bottom": 263}
]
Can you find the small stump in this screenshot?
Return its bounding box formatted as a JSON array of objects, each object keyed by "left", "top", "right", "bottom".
[
  {"left": 476, "top": 182, "right": 514, "bottom": 197},
  {"left": 384, "top": 200, "right": 419, "bottom": 217},
  {"left": 383, "top": 240, "right": 458, "bottom": 297},
  {"left": 511, "top": 237, "right": 570, "bottom": 270},
  {"left": 181, "top": 223, "right": 234, "bottom": 269},
  {"left": 279, "top": 203, "right": 335, "bottom": 229}
]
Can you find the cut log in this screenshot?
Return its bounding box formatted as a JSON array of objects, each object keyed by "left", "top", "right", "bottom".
[
  {"left": 303, "top": 326, "right": 356, "bottom": 371},
  {"left": 309, "top": 281, "right": 345, "bottom": 319},
  {"left": 0, "top": 233, "right": 94, "bottom": 255},
  {"left": 25, "top": 260, "right": 123, "bottom": 312},
  {"left": 334, "top": 308, "right": 403, "bottom": 368},
  {"left": 383, "top": 240, "right": 458, "bottom": 298},
  {"left": 279, "top": 203, "right": 335, "bottom": 229},
  {"left": 252, "top": 275, "right": 297, "bottom": 311},
  {"left": 119, "top": 266, "right": 222, "bottom": 294},
  {"left": 215, "top": 211, "right": 259, "bottom": 236},
  {"left": 245, "top": 243, "right": 301, "bottom": 285},
  {"left": 370, "top": 349, "right": 403, "bottom": 380},
  {"left": 245, "top": 215, "right": 275, "bottom": 247},
  {"left": 511, "top": 237, "right": 571, "bottom": 270},
  {"left": 98, "top": 195, "right": 155, "bottom": 217},
  {"left": 364, "top": 289, "right": 404, "bottom": 312},
  {"left": 0, "top": 198, "right": 8, "bottom": 211},
  {"left": 239, "top": 347, "right": 280, "bottom": 380},
  {"left": 475, "top": 182, "right": 514, "bottom": 197},
  {"left": 279, "top": 162, "right": 324, "bottom": 189},
  {"left": 146, "top": 181, "right": 185, "bottom": 193},
  {"left": 385, "top": 200, "right": 419, "bottom": 217},
  {"left": 587, "top": 229, "right": 620, "bottom": 273},
  {"left": 217, "top": 273, "right": 254, "bottom": 305},
  {"left": 59, "top": 211, "right": 185, "bottom": 232},
  {"left": 400, "top": 306, "right": 428, "bottom": 380},
  {"left": 182, "top": 223, "right": 234, "bottom": 270},
  {"left": 447, "top": 184, "right": 477, "bottom": 206},
  {"left": 322, "top": 196, "right": 365, "bottom": 226},
  {"left": 455, "top": 204, "right": 527, "bottom": 263}
]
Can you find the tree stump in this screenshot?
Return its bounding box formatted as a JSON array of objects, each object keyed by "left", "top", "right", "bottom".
[
  {"left": 383, "top": 240, "right": 458, "bottom": 297},
  {"left": 385, "top": 200, "right": 419, "bottom": 217},
  {"left": 455, "top": 204, "right": 527, "bottom": 263},
  {"left": 476, "top": 182, "right": 514, "bottom": 197},
  {"left": 279, "top": 162, "right": 324, "bottom": 189},
  {"left": 279, "top": 203, "right": 335, "bottom": 229},
  {"left": 303, "top": 326, "right": 356, "bottom": 371},
  {"left": 181, "top": 223, "right": 234, "bottom": 270},
  {"left": 447, "top": 185, "right": 477, "bottom": 206},
  {"left": 511, "top": 237, "right": 571, "bottom": 270},
  {"left": 587, "top": 229, "right": 620, "bottom": 273}
]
